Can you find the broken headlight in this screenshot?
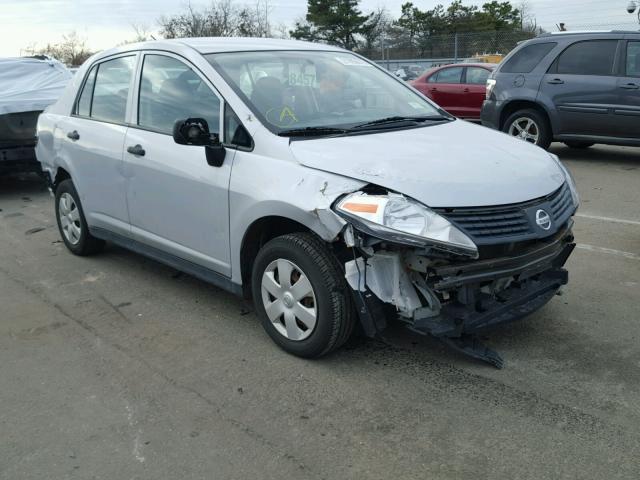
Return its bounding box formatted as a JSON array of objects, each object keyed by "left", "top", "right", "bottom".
[{"left": 335, "top": 192, "right": 478, "bottom": 258}]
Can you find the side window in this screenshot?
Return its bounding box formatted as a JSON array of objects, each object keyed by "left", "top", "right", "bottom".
[
  {"left": 466, "top": 67, "right": 490, "bottom": 85},
  {"left": 555, "top": 40, "right": 618, "bottom": 76},
  {"left": 626, "top": 41, "right": 640, "bottom": 77},
  {"left": 76, "top": 65, "right": 97, "bottom": 116},
  {"left": 433, "top": 67, "right": 463, "bottom": 84},
  {"left": 501, "top": 42, "right": 557, "bottom": 73},
  {"left": 138, "top": 54, "right": 220, "bottom": 135},
  {"left": 224, "top": 104, "right": 252, "bottom": 148},
  {"left": 91, "top": 56, "right": 135, "bottom": 123}
]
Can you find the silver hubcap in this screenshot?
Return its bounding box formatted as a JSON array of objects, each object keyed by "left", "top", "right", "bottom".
[
  {"left": 261, "top": 259, "right": 317, "bottom": 341},
  {"left": 58, "top": 192, "right": 82, "bottom": 245},
  {"left": 508, "top": 117, "right": 540, "bottom": 144}
]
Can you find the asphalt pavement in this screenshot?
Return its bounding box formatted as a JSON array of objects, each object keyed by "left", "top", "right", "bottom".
[{"left": 1, "top": 143, "right": 639, "bottom": 479}]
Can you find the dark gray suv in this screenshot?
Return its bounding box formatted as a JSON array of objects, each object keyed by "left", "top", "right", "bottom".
[{"left": 481, "top": 31, "right": 640, "bottom": 150}]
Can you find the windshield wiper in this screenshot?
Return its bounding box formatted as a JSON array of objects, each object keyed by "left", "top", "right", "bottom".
[
  {"left": 278, "top": 126, "right": 349, "bottom": 137},
  {"left": 351, "top": 115, "right": 452, "bottom": 130}
]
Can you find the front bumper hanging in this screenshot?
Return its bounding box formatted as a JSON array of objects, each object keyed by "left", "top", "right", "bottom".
[{"left": 345, "top": 227, "right": 576, "bottom": 368}]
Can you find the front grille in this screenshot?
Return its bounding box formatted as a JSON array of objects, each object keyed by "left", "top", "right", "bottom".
[{"left": 435, "top": 184, "right": 574, "bottom": 245}]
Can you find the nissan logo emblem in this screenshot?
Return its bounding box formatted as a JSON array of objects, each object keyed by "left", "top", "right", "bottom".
[{"left": 535, "top": 209, "right": 552, "bottom": 231}]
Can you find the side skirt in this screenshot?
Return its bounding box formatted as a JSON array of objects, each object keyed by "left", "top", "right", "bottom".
[{"left": 90, "top": 227, "right": 243, "bottom": 297}]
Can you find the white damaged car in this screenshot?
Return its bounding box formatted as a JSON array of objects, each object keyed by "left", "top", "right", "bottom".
[{"left": 36, "top": 38, "right": 578, "bottom": 367}]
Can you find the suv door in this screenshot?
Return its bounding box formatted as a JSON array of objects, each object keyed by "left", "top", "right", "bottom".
[
  {"left": 123, "top": 52, "right": 233, "bottom": 276},
  {"left": 427, "top": 66, "right": 465, "bottom": 116},
  {"left": 540, "top": 39, "right": 621, "bottom": 138},
  {"left": 59, "top": 54, "right": 137, "bottom": 236},
  {"left": 613, "top": 40, "right": 640, "bottom": 139}
]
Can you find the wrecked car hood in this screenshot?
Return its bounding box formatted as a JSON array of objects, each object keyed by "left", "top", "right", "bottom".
[{"left": 290, "top": 120, "right": 565, "bottom": 207}]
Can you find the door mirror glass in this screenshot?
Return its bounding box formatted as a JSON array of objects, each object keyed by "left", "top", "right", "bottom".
[{"left": 173, "top": 118, "right": 215, "bottom": 146}]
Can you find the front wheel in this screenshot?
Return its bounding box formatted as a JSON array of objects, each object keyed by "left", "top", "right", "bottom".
[
  {"left": 251, "top": 233, "right": 356, "bottom": 358},
  {"left": 503, "top": 109, "right": 552, "bottom": 150}
]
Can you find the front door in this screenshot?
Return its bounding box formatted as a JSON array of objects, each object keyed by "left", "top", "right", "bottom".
[
  {"left": 540, "top": 39, "right": 620, "bottom": 138},
  {"left": 58, "top": 54, "right": 137, "bottom": 236},
  {"left": 123, "top": 53, "right": 233, "bottom": 276},
  {"left": 428, "top": 66, "right": 465, "bottom": 117}
]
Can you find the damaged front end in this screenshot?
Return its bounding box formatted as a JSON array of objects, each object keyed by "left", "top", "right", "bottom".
[{"left": 336, "top": 185, "right": 577, "bottom": 368}]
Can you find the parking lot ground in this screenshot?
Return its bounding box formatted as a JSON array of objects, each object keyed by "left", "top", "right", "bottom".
[{"left": 1, "top": 144, "right": 639, "bottom": 480}]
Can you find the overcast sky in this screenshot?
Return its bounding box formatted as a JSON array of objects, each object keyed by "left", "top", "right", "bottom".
[{"left": 1, "top": 0, "right": 638, "bottom": 56}]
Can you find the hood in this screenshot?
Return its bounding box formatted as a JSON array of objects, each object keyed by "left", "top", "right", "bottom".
[{"left": 289, "top": 120, "right": 565, "bottom": 207}]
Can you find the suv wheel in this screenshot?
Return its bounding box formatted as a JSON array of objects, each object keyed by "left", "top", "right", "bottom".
[
  {"left": 503, "top": 109, "right": 552, "bottom": 150},
  {"left": 564, "top": 141, "right": 594, "bottom": 149},
  {"left": 55, "top": 179, "right": 105, "bottom": 256},
  {"left": 251, "top": 233, "right": 355, "bottom": 358}
]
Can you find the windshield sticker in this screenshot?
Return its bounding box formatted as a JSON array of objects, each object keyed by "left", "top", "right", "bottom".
[
  {"left": 289, "top": 72, "right": 316, "bottom": 86},
  {"left": 266, "top": 105, "right": 298, "bottom": 127},
  {"left": 335, "top": 56, "right": 372, "bottom": 67}
]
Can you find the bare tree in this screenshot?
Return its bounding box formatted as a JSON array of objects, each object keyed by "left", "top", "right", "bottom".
[
  {"left": 25, "top": 31, "right": 93, "bottom": 66},
  {"left": 159, "top": 0, "right": 273, "bottom": 39}
]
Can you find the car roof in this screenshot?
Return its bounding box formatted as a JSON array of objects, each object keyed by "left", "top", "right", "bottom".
[
  {"left": 93, "top": 37, "right": 345, "bottom": 61},
  {"left": 538, "top": 30, "right": 640, "bottom": 37}
]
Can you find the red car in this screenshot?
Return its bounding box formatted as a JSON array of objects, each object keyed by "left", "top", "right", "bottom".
[{"left": 410, "top": 63, "right": 496, "bottom": 121}]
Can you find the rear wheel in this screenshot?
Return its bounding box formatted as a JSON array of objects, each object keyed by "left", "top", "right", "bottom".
[
  {"left": 564, "top": 141, "right": 594, "bottom": 149},
  {"left": 251, "top": 233, "right": 355, "bottom": 358},
  {"left": 503, "top": 109, "right": 552, "bottom": 150},
  {"left": 55, "top": 179, "right": 105, "bottom": 256}
]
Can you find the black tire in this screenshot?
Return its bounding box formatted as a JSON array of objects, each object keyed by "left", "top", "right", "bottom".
[
  {"left": 502, "top": 108, "right": 552, "bottom": 150},
  {"left": 54, "top": 179, "right": 105, "bottom": 256},
  {"left": 564, "top": 141, "right": 594, "bottom": 149},
  {"left": 251, "top": 232, "right": 356, "bottom": 358}
]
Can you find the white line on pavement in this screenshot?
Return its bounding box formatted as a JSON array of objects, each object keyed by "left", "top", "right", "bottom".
[
  {"left": 576, "top": 243, "right": 640, "bottom": 261},
  {"left": 576, "top": 213, "right": 640, "bottom": 227}
]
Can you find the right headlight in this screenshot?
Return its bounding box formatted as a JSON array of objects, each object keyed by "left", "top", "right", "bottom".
[
  {"left": 550, "top": 153, "right": 580, "bottom": 208},
  {"left": 334, "top": 192, "right": 478, "bottom": 258}
]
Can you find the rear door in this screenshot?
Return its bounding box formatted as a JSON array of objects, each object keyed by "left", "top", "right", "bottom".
[
  {"left": 426, "top": 66, "right": 465, "bottom": 116},
  {"left": 123, "top": 52, "right": 233, "bottom": 276},
  {"left": 57, "top": 54, "right": 137, "bottom": 236},
  {"left": 540, "top": 39, "right": 620, "bottom": 137},
  {"left": 613, "top": 40, "right": 640, "bottom": 138},
  {"left": 462, "top": 66, "right": 492, "bottom": 119}
]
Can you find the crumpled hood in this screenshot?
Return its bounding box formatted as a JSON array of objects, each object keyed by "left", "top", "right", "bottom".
[{"left": 289, "top": 120, "right": 565, "bottom": 207}]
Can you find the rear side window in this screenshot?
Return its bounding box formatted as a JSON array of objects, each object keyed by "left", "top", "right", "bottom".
[
  {"left": 555, "top": 40, "right": 618, "bottom": 76},
  {"left": 138, "top": 54, "right": 221, "bottom": 135},
  {"left": 91, "top": 56, "right": 135, "bottom": 123},
  {"left": 76, "top": 66, "right": 97, "bottom": 117},
  {"left": 501, "top": 42, "right": 557, "bottom": 73},
  {"left": 466, "top": 67, "right": 490, "bottom": 85},
  {"left": 431, "top": 67, "right": 463, "bottom": 84},
  {"left": 626, "top": 41, "right": 640, "bottom": 77}
]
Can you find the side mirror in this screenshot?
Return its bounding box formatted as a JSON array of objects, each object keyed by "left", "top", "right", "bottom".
[{"left": 173, "top": 118, "right": 226, "bottom": 167}]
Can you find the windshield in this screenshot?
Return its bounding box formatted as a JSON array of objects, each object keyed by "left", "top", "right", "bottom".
[{"left": 206, "top": 50, "right": 443, "bottom": 134}]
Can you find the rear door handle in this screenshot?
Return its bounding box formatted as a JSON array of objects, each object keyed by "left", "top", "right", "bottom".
[
  {"left": 620, "top": 83, "right": 640, "bottom": 90},
  {"left": 463, "top": 88, "right": 470, "bottom": 93},
  {"left": 67, "top": 130, "right": 79, "bottom": 141},
  {"left": 126, "top": 144, "right": 145, "bottom": 156},
  {"left": 547, "top": 78, "right": 564, "bottom": 85}
]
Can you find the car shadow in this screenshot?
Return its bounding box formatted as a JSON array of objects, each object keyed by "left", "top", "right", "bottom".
[
  {"left": 0, "top": 173, "right": 48, "bottom": 199},
  {"left": 550, "top": 143, "right": 640, "bottom": 168}
]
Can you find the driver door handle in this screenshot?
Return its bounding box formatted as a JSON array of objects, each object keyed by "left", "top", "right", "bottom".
[
  {"left": 67, "top": 130, "right": 80, "bottom": 141},
  {"left": 126, "top": 144, "right": 145, "bottom": 156},
  {"left": 620, "top": 83, "right": 640, "bottom": 90},
  {"left": 547, "top": 78, "right": 564, "bottom": 85}
]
